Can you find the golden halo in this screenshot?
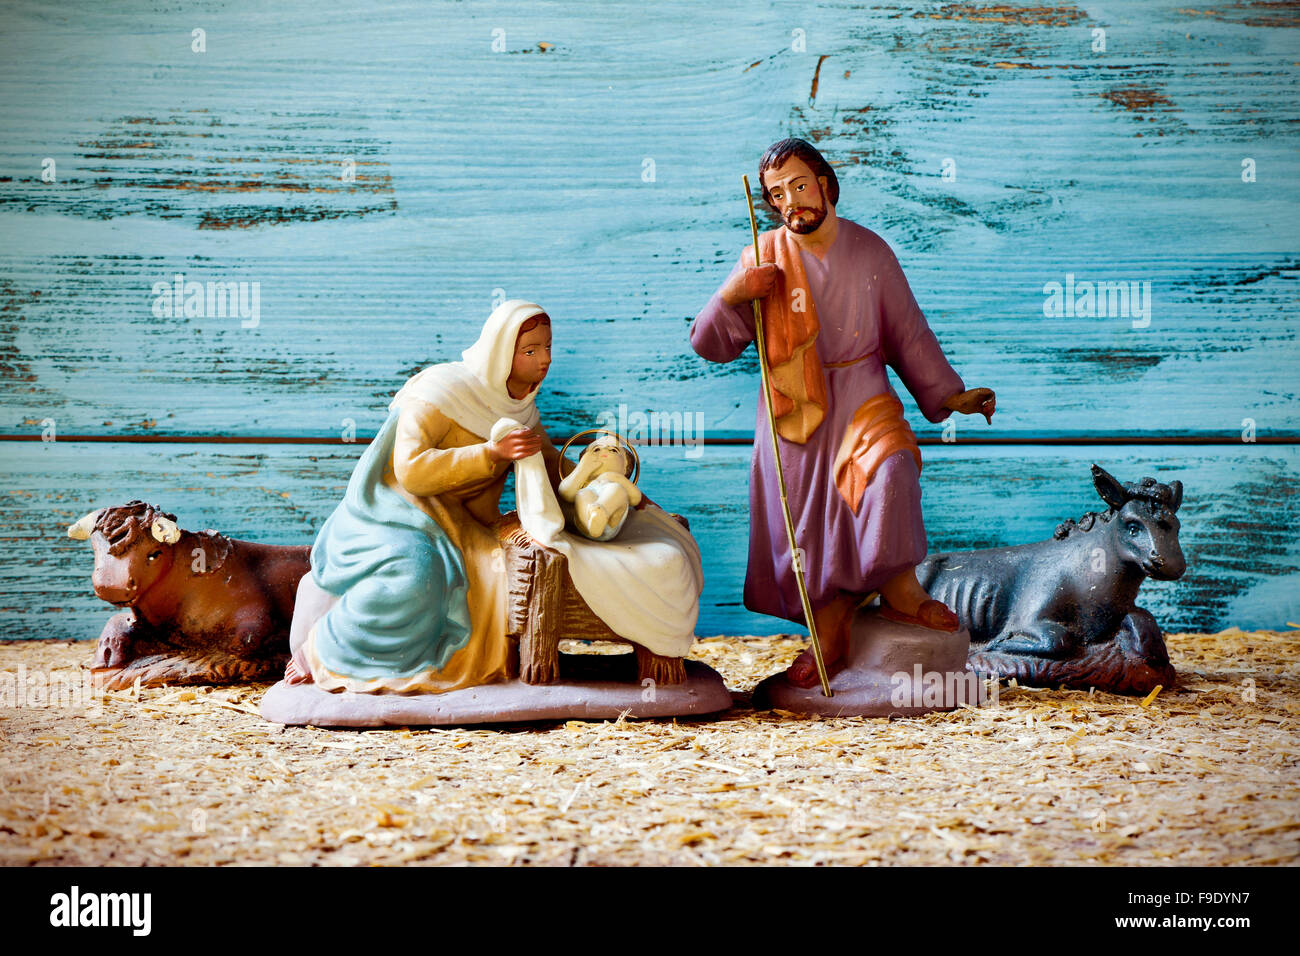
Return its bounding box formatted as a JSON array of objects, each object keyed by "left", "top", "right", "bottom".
[{"left": 559, "top": 428, "right": 640, "bottom": 484}]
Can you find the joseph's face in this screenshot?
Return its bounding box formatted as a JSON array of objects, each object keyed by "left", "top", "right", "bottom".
[
  {"left": 762, "top": 157, "right": 829, "bottom": 235},
  {"left": 511, "top": 321, "right": 552, "bottom": 390}
]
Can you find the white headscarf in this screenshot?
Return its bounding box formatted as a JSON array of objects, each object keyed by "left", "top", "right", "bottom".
[{"left": 390, "top": 300, "right": 547, "bottom": 437}]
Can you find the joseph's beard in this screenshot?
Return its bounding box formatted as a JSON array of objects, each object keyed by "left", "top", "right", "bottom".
[{"left": 784, "top": 203, "right": 828, "bottom": 234}]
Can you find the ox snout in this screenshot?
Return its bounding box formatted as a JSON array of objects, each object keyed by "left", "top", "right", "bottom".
[{"left": 91, "top": 570, "right": 138, "bottom": 606}]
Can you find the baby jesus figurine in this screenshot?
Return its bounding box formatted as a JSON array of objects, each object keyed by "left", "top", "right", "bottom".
[{"left": 557, "top": 434, "right": 642, "bottom": 541}]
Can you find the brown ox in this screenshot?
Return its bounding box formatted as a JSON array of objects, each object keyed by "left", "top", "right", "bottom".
[{"left": 68, "top": 501, "right": 310, "bottom": 689}]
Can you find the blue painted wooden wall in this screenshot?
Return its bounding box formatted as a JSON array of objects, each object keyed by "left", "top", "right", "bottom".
[{"left": 2, "top": 0, "right": 1297, "bottom": 638}]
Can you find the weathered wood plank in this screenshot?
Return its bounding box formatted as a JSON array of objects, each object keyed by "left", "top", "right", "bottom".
[
  {"left": 6, "top": 439, "right": 1295, "bottom": 641},
  {"left": 1, "top": 250, "right": 1295, "bottom": 440},
  {"left": 0, "top": 1, "right": 1296, "bottom": 438},
  {"left": 1, "top": 3, "right": 1295, "bottom": 644}
]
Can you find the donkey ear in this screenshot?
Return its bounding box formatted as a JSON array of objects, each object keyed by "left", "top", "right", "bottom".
[
  {"left": 1091, "top": 464, "right": 1129, "bottom": 510},
  {"left": 1168, "top": 479, "right": 1183, "bottom": 513}
]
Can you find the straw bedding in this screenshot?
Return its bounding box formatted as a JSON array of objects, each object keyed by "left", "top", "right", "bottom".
[{"left": 0, "top": 629, "right": 1295, "bottom": 866}]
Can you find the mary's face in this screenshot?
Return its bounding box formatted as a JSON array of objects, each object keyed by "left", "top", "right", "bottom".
[{"left": 510, "top": 321, "right": 552, "bottom": 393}]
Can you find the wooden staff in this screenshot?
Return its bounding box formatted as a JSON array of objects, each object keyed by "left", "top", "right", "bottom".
[{"left": 742, "top": 175, "right": 832, "bottom": 698}]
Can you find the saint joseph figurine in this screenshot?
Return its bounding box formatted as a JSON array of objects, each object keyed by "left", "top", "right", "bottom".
[{"left": 690, "top": 138, "right": 996, "bottom": 688}]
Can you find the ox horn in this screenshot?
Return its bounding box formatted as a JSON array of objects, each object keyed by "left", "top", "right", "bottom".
[
  {"left": 67, "top": 509, "right": 101, "bottom": 541},
  {"left": 150, "top": 515, "right": 182, "bottom": 544}
]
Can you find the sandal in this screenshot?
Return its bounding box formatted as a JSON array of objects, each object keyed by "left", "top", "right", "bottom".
[{"left": 879, "top": 599, "right": 960, "bottom": 632}]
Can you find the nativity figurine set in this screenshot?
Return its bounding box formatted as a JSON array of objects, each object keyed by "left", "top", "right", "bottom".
[{"left": 65, "top": 139, "right": 1186, "bottom": 726}]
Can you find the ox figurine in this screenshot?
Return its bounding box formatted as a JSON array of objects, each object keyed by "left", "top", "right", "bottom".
[
  {"left": 916, "top": 465, "right": 1185, "bottom": 695},
  {"left": 68, "top": 501, "right": 310, "bottom": 689}
]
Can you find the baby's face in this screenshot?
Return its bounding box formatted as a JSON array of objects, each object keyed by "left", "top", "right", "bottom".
[{"left": 584, "top": 440, "right": 627, "bottom": 474}]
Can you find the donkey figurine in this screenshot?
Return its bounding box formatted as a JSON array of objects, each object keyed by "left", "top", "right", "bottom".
[{"left": 917, "top": 465, "right": 1185, "bottom": 694}]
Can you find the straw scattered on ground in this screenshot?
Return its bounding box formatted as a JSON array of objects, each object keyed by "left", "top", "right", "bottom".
[{"left": 1, "top": 629, "right": 1297, "bottom": 866}]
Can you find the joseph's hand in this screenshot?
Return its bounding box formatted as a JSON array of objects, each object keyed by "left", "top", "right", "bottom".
[
  {"left": 943, "top": 388, "right": 996, "bottom": 424},
  {"left": 721, "top": 264, "right": 780, "bottom": 306}
]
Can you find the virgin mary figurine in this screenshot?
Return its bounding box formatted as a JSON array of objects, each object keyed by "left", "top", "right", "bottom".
[{"left": 285, "top": 300, "right": 570, "bottom": 693}]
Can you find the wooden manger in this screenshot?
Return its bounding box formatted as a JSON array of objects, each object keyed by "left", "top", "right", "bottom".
[{"left": 494, "top": 510, "right": 688, "bottom": 687}]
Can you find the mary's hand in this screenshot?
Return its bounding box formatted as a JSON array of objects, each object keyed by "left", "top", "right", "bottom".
[{"left": 488, "top": 428, "right": 542, "bottom": 461}]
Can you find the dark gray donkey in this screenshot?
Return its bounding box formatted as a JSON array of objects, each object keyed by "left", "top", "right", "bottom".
[{"left": 917, "top": 465, "right": 1184, "bottom": 694}]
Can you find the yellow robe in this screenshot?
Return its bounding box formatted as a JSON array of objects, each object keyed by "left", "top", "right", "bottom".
[{"left": 305, "top": 397, "right": 565, "bottom": 693}]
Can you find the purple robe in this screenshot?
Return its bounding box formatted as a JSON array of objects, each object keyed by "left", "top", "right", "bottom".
[{"left": 690, "top": 219, "right": 963, "bottom": 625}]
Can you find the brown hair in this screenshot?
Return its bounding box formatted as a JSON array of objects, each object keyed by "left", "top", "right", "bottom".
[
  {"left": 518, "top": 313, "right": 551, "bottom": 335},
  {"left": 758, "top": 138, "right": 840, "bottom": 207}
]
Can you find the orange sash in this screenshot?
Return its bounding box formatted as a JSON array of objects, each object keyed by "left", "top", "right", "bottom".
[
  {"left": 743, "top": 229, "right": 828, "bottom": 444},
  {"left": 832, "top": 394, "right": 922, "bottom": 514}
]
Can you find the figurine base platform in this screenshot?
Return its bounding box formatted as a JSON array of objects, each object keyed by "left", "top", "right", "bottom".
[
  {"left": 754, "top": 609, "right": 988, "bottom": 717},
  {"left": 260, "top": 655, "right": 732, "bottom": 727}
]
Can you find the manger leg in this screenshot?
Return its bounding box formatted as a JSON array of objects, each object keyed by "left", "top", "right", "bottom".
[
  {"left": 519, "top": 545, "right": 563, "bottom": 684},
  {"left": 635, "top": 644, "right": 686, "bottom": 685}
]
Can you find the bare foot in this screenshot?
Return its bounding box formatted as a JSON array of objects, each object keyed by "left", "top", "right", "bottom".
[
  {"left": 284, "top": 649, "right": 314, "bottom": 685},
  {"left": 785, "top": 598, "right": 855, "bottom": 688},
  {"left": 878, "top": 567, "right": 959, "bottom": 631},
  {"left": 880, "top": 598, "right": 960, "bottom": 632},
  {"left": 786, "top": 643, "right": 847, "bottom": 688}
]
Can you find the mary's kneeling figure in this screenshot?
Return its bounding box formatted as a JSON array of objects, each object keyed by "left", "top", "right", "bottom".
[{"left": 287, "top": 299, "right": 704, "bottom": 695}]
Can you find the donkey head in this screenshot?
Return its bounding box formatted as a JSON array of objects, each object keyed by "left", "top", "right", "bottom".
[{"left": 1092, "top": 465, "right": 1186, "bottom": 581}]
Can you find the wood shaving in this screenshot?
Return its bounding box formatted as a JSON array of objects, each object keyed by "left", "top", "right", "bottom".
[{"left": 0, "top": 628, "right": 1295, "bottom": 866}]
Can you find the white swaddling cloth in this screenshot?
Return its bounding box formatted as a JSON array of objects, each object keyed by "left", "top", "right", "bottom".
[{"left": 491, "top": 418, "right": 703, "bottom": 659}]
